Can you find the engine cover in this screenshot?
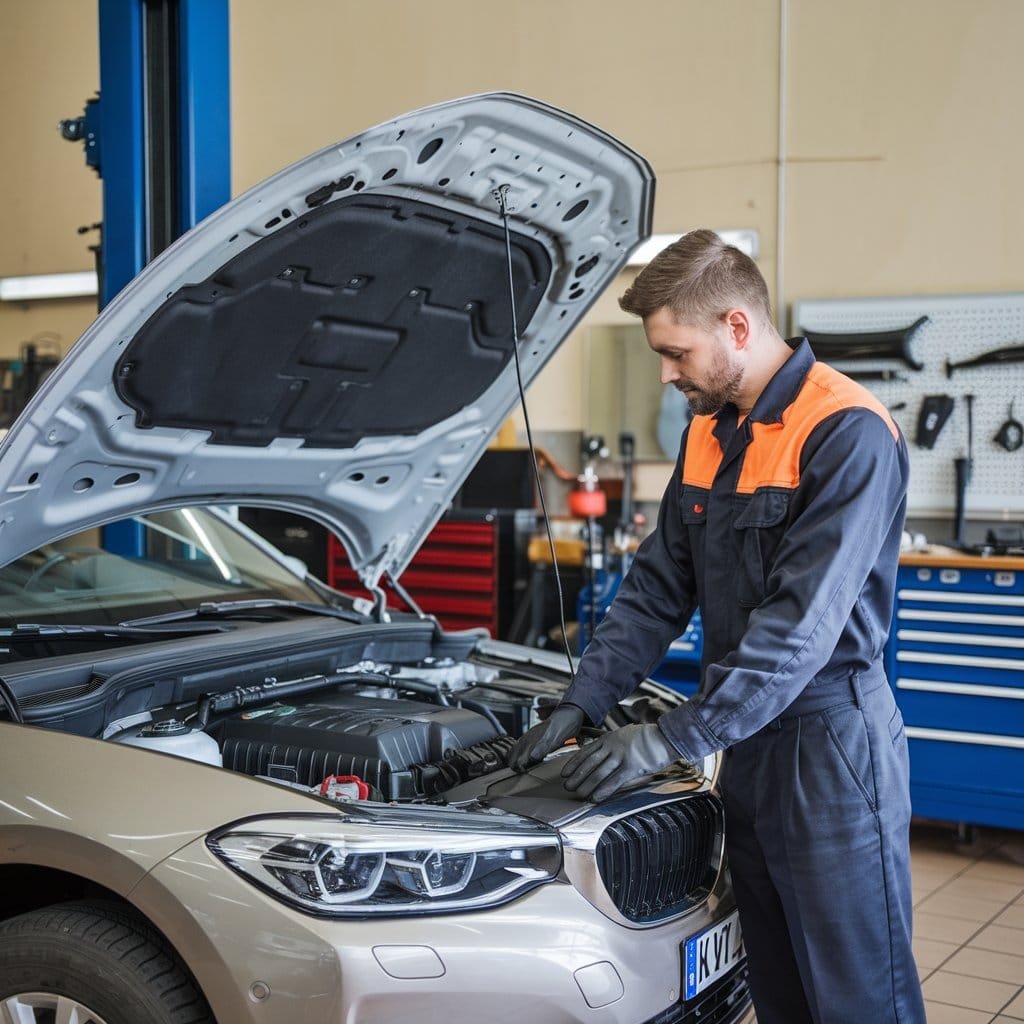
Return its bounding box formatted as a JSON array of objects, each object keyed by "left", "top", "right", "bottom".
[{"left": 217, "top": 691, "right": 498, "bottom": 799}]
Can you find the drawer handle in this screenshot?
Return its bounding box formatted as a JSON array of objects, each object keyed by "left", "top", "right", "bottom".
[
  {"left": 898, "top": 589, "right": 1024, "bottom": 608},
  {"left": 896, "top": 651, "right": 1024, "bottom": 671},
  {"left": 896, "top": 629, "right": 1024, "bottom": 649},
  {"left": 897, "top": 678, "right": 1024, "bottom": 700},
  {"left": 905, "top": 726, "right": 1024, "bottom": 750},
  {"left": 897, "top": 609, "right": 1024, "bottom": 627}
]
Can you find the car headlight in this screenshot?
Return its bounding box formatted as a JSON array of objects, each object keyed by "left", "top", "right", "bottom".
[{"left": 207, "top": 807, "right": 562, "bottom": 917}]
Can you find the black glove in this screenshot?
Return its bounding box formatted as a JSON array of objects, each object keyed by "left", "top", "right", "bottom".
[
  {"left": 560, "top": 723, "right": 681, "bottom": 801},
  {"left": 510, "top": 704, "right": 586, "bottom": 771}
]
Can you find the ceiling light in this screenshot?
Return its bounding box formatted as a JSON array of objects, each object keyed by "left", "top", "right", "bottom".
[
  {"left": 626, "top": 230, "right": 760, "bottom": 266},
  {"left": 0, "top": 271, "right": 98, "bottom": 302}
]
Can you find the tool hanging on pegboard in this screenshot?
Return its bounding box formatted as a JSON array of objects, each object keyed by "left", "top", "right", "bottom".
[
  {"left": 800, "top": 316, "right": 927, "bottom": 370},
  {"left": 994, "top": 401, "right": 1023, "bottom": 452},
  {"left": 953, "top": 394, "right": 974, "bottom": 547},
  {"left": 946, "top": 342, "right": 1024, "bottom": 376},
  {"left": 915, "top": 394, "right": 955, "bottom": 449}
]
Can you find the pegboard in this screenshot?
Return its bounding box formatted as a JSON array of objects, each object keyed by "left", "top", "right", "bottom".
[{"left": 790, "top": 293, "right": 1024, "bottom": 518}]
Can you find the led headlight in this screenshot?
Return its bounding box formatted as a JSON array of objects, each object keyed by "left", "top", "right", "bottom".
[{"left": 207, "top": 807, "right": 562, "bottom": 917}]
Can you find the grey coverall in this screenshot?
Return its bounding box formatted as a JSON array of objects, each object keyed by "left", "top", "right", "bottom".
[{"left": 562, "top": 340, "right": 926, "bottom": 1024}]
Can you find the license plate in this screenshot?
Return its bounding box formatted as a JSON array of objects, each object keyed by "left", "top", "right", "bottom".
[{"left": 684, "top": 910, "right": 744, "bottom": 1000}]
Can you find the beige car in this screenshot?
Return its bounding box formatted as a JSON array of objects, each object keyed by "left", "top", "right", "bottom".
[{"left": 0, "top": 94, "right": 751, "bottom": 1024}]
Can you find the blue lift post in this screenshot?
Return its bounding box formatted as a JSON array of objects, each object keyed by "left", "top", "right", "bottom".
[
  {"left": 69, "top": 0, "right": 232, "bottom": 554},
  {"left": 96, "top": 0, "right": 230, "bottom": 305}
]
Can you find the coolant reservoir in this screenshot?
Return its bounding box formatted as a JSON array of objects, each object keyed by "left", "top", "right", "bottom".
[{"left": 113, "top": 719, "right": 222, "bottom": 767}]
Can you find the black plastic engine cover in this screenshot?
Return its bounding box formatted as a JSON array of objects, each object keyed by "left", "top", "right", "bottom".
[{"left": 218, "top": 691, "right": 497, "bottom": 799}]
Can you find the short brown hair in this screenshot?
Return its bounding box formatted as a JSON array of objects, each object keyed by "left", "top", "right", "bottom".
[{"left": 619, "top": 229, "right": 772, "bottom": 328}]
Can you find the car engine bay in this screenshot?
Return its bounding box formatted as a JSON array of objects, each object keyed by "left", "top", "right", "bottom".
[
  {"left": 1, "top": 618, "right": 694, "bottom": 811},
  {"left": 110, "top": 651, "right": 691, "bottom": 808}
]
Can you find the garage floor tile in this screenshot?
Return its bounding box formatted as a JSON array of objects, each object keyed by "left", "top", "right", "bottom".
[
  {"left": 969, "top": 924, "right": 1024, "bottom": 955},
  {"left": 922, "top": 970, "right": 1021, "bottom": 1013},
  {"left": 915, "top": 891, "right": 1010, "bottom": 922},
  {"left": 914, "top": 910, "right": 985, "bottom": 945},
  {"left": 1002, "top": 988, "right": 1024, "bottom": 1019},
  {"left": 924, "top": 1001, "right": 998, "bottom": 1023},
  {"left": 998, "top": 904, "right": 1024, "bottom": 929},
  {"left": 912, "top": 936, "right": 958, "bottom": 970}
]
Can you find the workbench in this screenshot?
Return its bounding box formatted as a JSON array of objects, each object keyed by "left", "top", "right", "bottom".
[{"left": 888, "top": 549, "right": 1024, "bottom": 831}]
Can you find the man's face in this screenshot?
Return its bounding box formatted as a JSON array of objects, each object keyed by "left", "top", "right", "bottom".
[{"left": 644, "top": 306, "right": 744, "bottom": 416}]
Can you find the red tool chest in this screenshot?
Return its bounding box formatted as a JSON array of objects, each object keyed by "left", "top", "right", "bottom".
[{"left": 327, "top": 517, "right": 499, "bottom": 635}]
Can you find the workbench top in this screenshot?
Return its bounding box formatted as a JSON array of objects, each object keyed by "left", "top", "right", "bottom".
[
  {"left": 900, "top": 547, "right": 1024, "bottom": 571},
  {"left": 529, "top": 539, "right": 1024, "bottom": 571}
]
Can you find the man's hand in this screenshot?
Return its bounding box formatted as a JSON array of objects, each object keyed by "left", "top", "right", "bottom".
[
  {"left": 510, "top": 704, "right": 585, "bottom": 771},
  {"left": 560, "top": 723, "right": 681, "bottom": 801}
]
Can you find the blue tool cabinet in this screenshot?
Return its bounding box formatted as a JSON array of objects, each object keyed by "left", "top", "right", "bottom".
[{"left": 886, "top": 556, "right": 1024, "bottom": 831}]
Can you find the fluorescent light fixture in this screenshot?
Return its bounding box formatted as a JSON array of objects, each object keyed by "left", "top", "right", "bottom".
[
  {"left": 627, "top": 229, "right": 760, "bottom": 266},
  {"left": 0, "top": 271, "right": 98, "bottom": 302}
]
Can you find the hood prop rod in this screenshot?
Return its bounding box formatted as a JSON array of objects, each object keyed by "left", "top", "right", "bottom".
[
  {"left": 494, "top": 184, "right": 576, "bottom": 684},
  {"left": 367, "top": 581, "right": 391, "bottom": 623},
  {"left": 386, "top": 571, "right": 428, "bottom": 620}
]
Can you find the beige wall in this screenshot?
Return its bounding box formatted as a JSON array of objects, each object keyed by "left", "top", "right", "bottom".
[
  {"left": 3, "top": 0, "right": 1023, "bottom": 448},
  {"left": 0, "top": 1, "right": 101, "bottom": 364},
  {"left": 785, "top": 0, "right": 1024, "bottom": 300}
]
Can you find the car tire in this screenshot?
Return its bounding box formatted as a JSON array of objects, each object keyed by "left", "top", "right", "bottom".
[{"left": 0, "top": 900, "right": 214, "bottom": 1024}]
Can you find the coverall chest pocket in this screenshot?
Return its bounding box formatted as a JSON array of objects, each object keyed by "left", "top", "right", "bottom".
[
  {"left": 732, "top": 489, "right": 791, "bottom": 607},
  {"left": 680, "top": 486, "right": 709, "bottom": 526},
  {"left": 679, "top": 484, "right": 709, "bottom": 577}
]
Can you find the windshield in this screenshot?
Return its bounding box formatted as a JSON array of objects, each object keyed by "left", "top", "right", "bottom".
[{"left": 0, "top": 508, "right": 325, "bottom": 628}]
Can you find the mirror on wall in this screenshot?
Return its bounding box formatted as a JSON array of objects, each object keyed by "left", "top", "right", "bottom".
[{"left": 583, "top": 324, "right": 691, "bottom": 461}]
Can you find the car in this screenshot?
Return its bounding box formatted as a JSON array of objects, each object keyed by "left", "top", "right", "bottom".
[{"left": 0, "top": 93, "right": 752, "bottom": 1024}]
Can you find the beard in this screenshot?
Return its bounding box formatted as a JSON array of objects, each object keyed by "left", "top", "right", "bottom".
[{"left": 676, "top": 341, "right": 744, "bottom": 416}]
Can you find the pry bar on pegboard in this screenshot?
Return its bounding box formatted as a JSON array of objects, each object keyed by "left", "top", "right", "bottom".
[{"left": 946, "top": 342, "right": 1024, "bottom": 376}]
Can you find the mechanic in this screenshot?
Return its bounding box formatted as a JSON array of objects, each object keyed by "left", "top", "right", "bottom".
[{"left": 511, "top": 230, "right": 926, "bottom": 1024}]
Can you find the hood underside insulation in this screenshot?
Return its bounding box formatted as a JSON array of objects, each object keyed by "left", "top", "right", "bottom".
[{"left": 115, "top": 194, "right": 551, "bottom": 448}]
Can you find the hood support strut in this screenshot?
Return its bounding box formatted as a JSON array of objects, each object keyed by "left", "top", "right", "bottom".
[{"left": 366, "top": 582, "right": 391, "bottom": 623}]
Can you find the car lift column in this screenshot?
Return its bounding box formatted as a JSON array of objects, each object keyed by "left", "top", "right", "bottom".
[
  {"left": 96, "top": 0, "right": 230, "bottom": 303},
  {"left": 88, "top": 0, "right": 231, "bottom": 553}
]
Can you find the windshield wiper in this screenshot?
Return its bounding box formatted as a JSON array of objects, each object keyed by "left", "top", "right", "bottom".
[
  {"left": 2, "top": 622, "right": 232, "bottom": 645},
  {"left": 122, "top": 598, "right": 368, "bottom": 628}
]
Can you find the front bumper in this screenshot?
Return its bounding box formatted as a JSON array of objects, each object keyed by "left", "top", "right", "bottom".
[{"left": 133, "top": 836, "right": 750, "bottom": 1024}]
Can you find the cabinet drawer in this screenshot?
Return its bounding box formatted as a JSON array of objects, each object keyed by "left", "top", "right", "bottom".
[
  {"left": 897, "top": 605, "right": 1024, "bottom": 628},
  {"left": 906, "top": 729, "right": 1024, "bottom": 796},
  {"left": 895, "top": 649, "right": 1024, "bottom": 686},
  {"left": 895, "top": 684, "right": 1024, "bottom": 734},
  {"left": 899, "top": 564, "right": 1024, "bottom": 595}
]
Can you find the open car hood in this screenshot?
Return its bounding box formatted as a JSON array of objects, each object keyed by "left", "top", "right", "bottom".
[{"left": 0, "top": 93, "right": 653, "bottom": 587}]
